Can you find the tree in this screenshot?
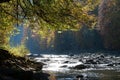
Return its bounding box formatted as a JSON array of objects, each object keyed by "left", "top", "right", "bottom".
[
  {"left": 0, "top": 0, "right": 16, "bottom": 46},
  {"left": 1, "top": 0, "right": 100, "bottom": 29},
  {"left": 0, "top": 0, "right": 100, "bottom": 46},
  {"left": 98, "top": 0, "right": 120, "bottom": 50},
  {"left": 0, "top": 0, "right": 10, "bottom": 3},
  {"left": 19, "top": 0, "right": 99, "bottom": 30}
]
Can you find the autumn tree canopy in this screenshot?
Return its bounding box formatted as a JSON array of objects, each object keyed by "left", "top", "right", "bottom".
[
  {"left": 0, "top": 0, "right": 100, "bottom": 29},
  {"left": 0, "top": 0, "right": 100, "bottom": 45}
]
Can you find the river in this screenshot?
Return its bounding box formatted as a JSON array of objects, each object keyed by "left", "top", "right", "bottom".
[
  {"left": 10, "top": 26, "right": 120, "bottom": 80},
  {"left": 29, "top": 53, "right": 120, "bottom": 80}
]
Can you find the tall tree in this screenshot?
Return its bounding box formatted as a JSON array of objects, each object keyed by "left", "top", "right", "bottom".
[
  {"left": 1, "top": 0, "right": 100, "bottom": 29},
  {"left": 98, "top": 0, "right": 120, "bottom": 50},
  {"left": 0, "top": 0, "right": 100, "bottom": 45}
]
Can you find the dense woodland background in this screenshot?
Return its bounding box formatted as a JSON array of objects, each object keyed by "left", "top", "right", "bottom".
[{"left": 0, "top": 0, "right": 120, "bottom": 56}]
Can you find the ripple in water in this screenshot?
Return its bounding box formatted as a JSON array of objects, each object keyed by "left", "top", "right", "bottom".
[{"left": 31, "top": 53, "right": 120, "bottom": 80}]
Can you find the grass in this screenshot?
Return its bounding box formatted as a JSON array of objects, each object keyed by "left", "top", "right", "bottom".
[{"left": 2, "top": 44, "right": 29, "bottom": 57}]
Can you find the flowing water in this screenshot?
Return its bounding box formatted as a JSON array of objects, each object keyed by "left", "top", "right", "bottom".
[{"left": 29, "top": 53, "right": 120, "bottom": 80}]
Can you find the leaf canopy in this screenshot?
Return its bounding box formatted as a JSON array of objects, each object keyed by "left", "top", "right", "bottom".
[{"left": 1, "top": 0, "right": 100, "bottom": 30}]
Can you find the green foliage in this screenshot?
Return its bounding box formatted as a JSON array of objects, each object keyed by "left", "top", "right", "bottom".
[
  {"left": 0, "top": 0, "right": 20, "bottom": 45},
  {"left": 0, "top": 7, "right": 15, "bottom": 45},
  {"left": 0, "top": 0, "right": 100, "bottom": 55},
  {"left": 0, "top": 0, "right": 100, "bottom": 31},
  {"left": 18, "top": 0, "right": 100, "bottom": 30},
  {"left": 2, "top": 44, "right": 29, "bottom": 57}
]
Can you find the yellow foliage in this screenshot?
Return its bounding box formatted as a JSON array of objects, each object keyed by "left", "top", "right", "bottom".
[{"left": 3, "top": 45, "right": 29, "bottom": 57}]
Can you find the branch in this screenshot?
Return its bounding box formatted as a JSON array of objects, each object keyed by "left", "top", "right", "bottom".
[
  {"left": 0, "top": 0, "right": 10, "bottom": 3},
  {"left": 0, "top": 5, "right": 16, "bottom": 18}
]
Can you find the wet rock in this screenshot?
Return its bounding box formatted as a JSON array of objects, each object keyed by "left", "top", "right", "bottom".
[
  {"left": 33, "top": 72, "right": 50, "bottom": 80},
  {"left": 116, "top": 63, "right": 120, "bottom": 65},
  {"left": 60, "top": 65, "right": 67, "bottom": 68},
  {"left": 76, "top": 74, "right": 84, "bottom": 78},
  {"left": 16, "top": 71, "right": 33, "bottom": 80},
  {"left": 73, "top": 64, "right": 89, "bottom": 70},
  {"left": 107, "top": 64, "right": 114, "bottom": 67},
  {"left": 0, "top": 68, "right": 33, "bottom": 80},
  {"left": 79, "top": 59, "right": 82, "bottom": 62},
  {"left": 63, "top": 61, "right": 69, "bottom": 63},
  {"left": 106, "top": 62, "right": 120, "bottom": 67},
  {"left": 98, "top": 54, "right": 105, "bottom": 59},
  {"left": 33, "top": 62, "right": 44, "bottom": 71},
  {"left": 41, "top": 59, "right": 50, "bottom": 62},
  {"left": 85, "top": 59, "right": 97, "bottom": 64},
  {"left": 0, "top": 75, "right": 18, "bottom": 80},
  {"left": 0, "top": 49, "right": 49, "bottom": 80},
  {"left": 95, "top": 55, "right": 105, "bottom": 62},
  {"left": 0, "top": 49, "right": 13, "bottom": 60}
]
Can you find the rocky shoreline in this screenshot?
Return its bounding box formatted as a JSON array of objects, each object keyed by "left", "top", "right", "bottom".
[
  {"left": 33, "top": 53, "right": 120, "bottom": 71},
  {"left": 1, "top": 48, "right": 120, "bottom": 80},
  {"left": 32, "top": 54, "right": 120, "bottom": 80},
  {"left": 0, "top": 49, "right": 50, "bottom": 80}
]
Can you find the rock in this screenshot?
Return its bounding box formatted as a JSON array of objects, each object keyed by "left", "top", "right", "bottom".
[
  {"left": 0, "top": 68, "right": 33, "bottom": 80},
  {"left": 33, "top": 62, "right": 44, "bottom": 71},
  {"left": 76, "top": 74, "right": 85, "bottom": 80},
  {"left": 107, "top": 64, "right": 114, "bottom": 67},
  {"left": 76, "top": 74, "right": 84, "bottom": 78},
  {"left": 85, "top": 59, "right": 97, "bottom": 64},
  {"left": 63, "top": 61, "right": 69, "bottom": 63},
  {"left": 33, "top": 72, "right": 50, "bottom": 80},
  {"left": 0, "top": 49, "right": 48, "bottom": 80},
  {"left": 79, "top": 59, "right": 82, "bottom": 62},
  {"left": 0, "top": 49, "right": 13, "bottom": 60},
  {"left": 41, "top": 59, "right": 50, "bottom": 62},
  {"left": 99, "top": 54, "right": 105, "bottom": 58},
  {"left": 0, "top": 75, "right": 18, "bottom": 80},
  {"left": 73, "top": 64, "right": 89, "bottom": 70},
  {"left": 106, "top": 63, "right": 119, "bottom": 67},
  {"left": 60, "top": 65, "right": 67, "bottom": 68}
]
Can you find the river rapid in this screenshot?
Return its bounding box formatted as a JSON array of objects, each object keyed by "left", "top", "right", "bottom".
[{"left": 29, "top": 53, "right": 120, "bottom": 80}]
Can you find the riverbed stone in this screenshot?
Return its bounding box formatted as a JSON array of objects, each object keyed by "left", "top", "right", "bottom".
[
  {"left": 73, "top": 64, "right": 89, "bottom": 70},
  {"left": 85, "top": 59, "right": 97, "bottom": 64},
  {"left": 60, "top": 65, "right": 68, "bottom": 68},
  {"left": 0, "top": 49, "right": 49, "bottom": 80},
  {"left": 63, "top": 61, "right": 69, "bottom": 63}
]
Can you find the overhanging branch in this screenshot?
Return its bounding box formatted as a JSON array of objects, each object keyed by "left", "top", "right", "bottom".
[{"left": 0, "top": 0, "right": 10, "bottom": 3}]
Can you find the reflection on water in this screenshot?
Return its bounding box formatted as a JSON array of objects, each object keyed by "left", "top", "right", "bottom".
[
  {"left": 31, "top": 54, "right": 120, "bottom": 80},
  {"left": 54, "top": 70, "right": 120, "bottom": 80},
  {"left": 93, "top": 70, "right": 120, "bottom": 80}
]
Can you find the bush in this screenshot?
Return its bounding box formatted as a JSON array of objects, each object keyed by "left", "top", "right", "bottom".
[{"left": 2, "top": 45, "right": 29, "bottom": 57}]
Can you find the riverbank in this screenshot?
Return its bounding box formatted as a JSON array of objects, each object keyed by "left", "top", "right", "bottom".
[
  {"left": 0, "top": 49, "right": 51, "bottom": 80},
  {"left": 1, "top": 48, "right": 120, "bottom": 80}
]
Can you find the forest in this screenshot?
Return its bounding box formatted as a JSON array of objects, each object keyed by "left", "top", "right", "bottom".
[{"left": 0, "top": 0, "right": 120, "bottom": 80}]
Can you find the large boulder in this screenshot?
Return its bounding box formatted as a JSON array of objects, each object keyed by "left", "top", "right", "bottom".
[
  {"left": 0, "top": 49, "right": 13, "bottom": 60},
  {"left": 0, "top": 49, "right": 48, "bottom": 80}
]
